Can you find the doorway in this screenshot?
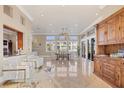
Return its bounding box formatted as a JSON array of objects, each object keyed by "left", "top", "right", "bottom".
[
  {"left": 91, "top": 38, "right": 95, "bottom": 61},
  {"left": 87, "top": 38, "right": 95, "bottom": 61}
]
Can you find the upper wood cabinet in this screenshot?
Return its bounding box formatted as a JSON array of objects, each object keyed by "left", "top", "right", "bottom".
[
  {"left": 107, "top": 18, "right": 116, "bottom": 44},
  {"left": 97, "top": 8, "right": 124, "bottom": 45},
  {"left": 115, "top": 15, "right": 120, "bottom": 43},
  {"left": 119, "top": 11, "right": 124, "bottom": 42},
  {"left": 97, "top": 22, "right": 107, "bottom": 45}
]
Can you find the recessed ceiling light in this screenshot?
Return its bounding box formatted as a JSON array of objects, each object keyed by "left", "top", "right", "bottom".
[
  {"left": 49, "top": 24, "right": 53, "bottom": 26},
  {"left": 37, "top": 27, "right": 40, "bottom": 30},
  {"left": 41, "top": 14, "right": 44, "bottom": 16},
  {"left": 96, "top": 13, "right": 98, "bottom": 16},
  {"left": 74, "top": 24, "right": 78, "bottom": 27}
]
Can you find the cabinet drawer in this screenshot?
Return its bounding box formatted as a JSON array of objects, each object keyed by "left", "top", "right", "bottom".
[
  {"left": 103, "top": 63, "right": 115, "bottom": 70},
  {"left": 103, "top": 74, "right": 115, "bottom": 84},
  {"left": 121, "top": 61, "right": 124, "bottom": 65},
  {"left": 121, "top": 62, "right": 124, "bottom": 65},
  {"left": 115, "top": 61, "right": 124, "bottom": 66},
  {"left": 103, "top": 68, "right": 115, "bottom": 78},
  {"left": 103, "top": 73, "right": 115, "bottom": 84}
]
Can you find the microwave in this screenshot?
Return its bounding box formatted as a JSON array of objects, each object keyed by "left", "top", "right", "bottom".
[{"left": 3, "top": 40, "right": 8, "bottom": 45}]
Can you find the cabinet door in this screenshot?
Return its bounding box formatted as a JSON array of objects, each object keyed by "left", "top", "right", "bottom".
[
  {"left": 107, "top": 18, "right": 116, "bottom": 44},
  {"left": 94, "top": 59, "right": 102, "bottom": 76},
  {"left": 115, "top": 67, "right": 121, "bottom": 87},
  {"left": 102, "top": 62, "right": 115, "bottom": 84},
  {"left": 97, "top": 23, "right": 107, "bottom": 45},
  {"left": 119, "top": 12, "right": 124, "bottom": 42},
  {"left": 115, "top": 15, "right": 120, "bottom": 43}
]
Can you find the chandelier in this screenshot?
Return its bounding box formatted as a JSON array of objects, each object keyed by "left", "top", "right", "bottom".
[
  {"left": 60, "top": 32, "right": 69, "bottom": 36},
  {"left": 58, "top": 27, "right": 69, "bottom": 40},
  {"left": 59, "top": 27, "right": 69, "bottom": 35}
]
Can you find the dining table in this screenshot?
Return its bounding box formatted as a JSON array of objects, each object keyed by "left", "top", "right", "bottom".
[{"left": 55, "top": 52, "right": 70, "bottom": 60}]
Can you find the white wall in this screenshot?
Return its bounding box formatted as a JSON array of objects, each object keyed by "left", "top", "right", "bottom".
[
  {"left": 1, "top": 5, "right": 32, "bottom": 54},
  {"left": 0, "top": 28, "right": 3, "bottom": 76},
  {"left": 0, "top": 6, "right": 3, "bottom": 76},
  {"left": 0, "top": 5, "right": 32, "bottom": 76}
]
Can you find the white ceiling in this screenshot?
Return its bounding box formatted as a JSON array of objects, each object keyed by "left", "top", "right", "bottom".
[{"left": 21, "top": 5, "right": 123, "bottom": 35}]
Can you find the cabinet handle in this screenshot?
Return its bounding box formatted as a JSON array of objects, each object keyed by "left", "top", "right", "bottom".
[
  {"left": 119, "top": 26, "right": 121, "bottom": 31},
  {"left": 100, "top": 66, "right": 101, "bottom": 70},
  {"left": 104, "top": 31, "right": 107, "bottom": 35},
  {"left": 122, "top": 62, "right": 124, "bottom": 65},
  {"left": 116, "top": 74, "right": 119, "bottom": 81},
  {"left": 118, "top": 75, "right": 119, "bottom": 81}
]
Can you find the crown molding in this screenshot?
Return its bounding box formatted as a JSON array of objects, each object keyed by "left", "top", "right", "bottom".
[
  {"left": 32, "top": 32, "right": 79, "bottom": 36},
  {"left": 80, "top": 16, "right": 102, "bottom": 35},
  {"left": 99, "top": 5, "right": 106, "bottom": 10}
]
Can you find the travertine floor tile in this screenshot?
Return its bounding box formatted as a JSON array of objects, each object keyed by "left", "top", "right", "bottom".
[{"left": 1, "top": 57, "right": 111, "bottom": 88}]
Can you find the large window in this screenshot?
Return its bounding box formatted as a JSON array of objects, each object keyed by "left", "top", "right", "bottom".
[
  {"left": 69, "top": 36, "right": 78, "bottom": 41},
  {"left": 56, "top": 41, "right": 68, "bottom": 51},
  {"left": 68, "top": 41, "right": 78, "bottom": 52},
  {"left": 68, "top": 36, "right": 78, "bottom": 52},
  {"left": 46, "top": 36, "right": 56, "bottom": 52},
  {"left": 46, "top": 36, "right": 56, "bottom": 41},
  {"left": 46, "top": 35, "right": 78, "bottom": 52},
  {"left": 46, "top": 41, "right": 56, "bottom": 52}
]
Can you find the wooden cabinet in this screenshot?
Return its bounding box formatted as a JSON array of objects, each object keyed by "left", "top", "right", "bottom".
[
  {"left": 102, "top": 62, "right": 116, "bottom": 84},
  {"left": 115, "top": 66, "right": 121, "bottom": 87},
  {"left": 95, "top": 8, "right": 124, "bottom": 88},
  {"left": 18, "top": 32, "right": 23, "bottom": 49},
  {"left": 121, "top": 68, "right": 124, "bottom": 87},
  {"left": 114, "top": 12, "right": 124, "bottom": 43},
  {"left": 97, "top": 8, "right": 124, "bottom": 45},
  {"left": 97, "top": 22, "right": 107, "bottom": 45},
  {"left": 119, "top": 11, "right": 124, "bottom": 42},
  {"left": 94, "top": 56, "right": 124, "bottom": 87},
  {"left": 107, "top": 18, "right": 116, "bottom": 44},
  {"left": 115, "top": 15, "right": 120, "bottom": 43},
  {"left": 94, "top": 58, "right": 102, "bottom": 77}
]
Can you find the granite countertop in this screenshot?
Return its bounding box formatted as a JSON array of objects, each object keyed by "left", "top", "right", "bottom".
[{"left": 95, "top": 55, "right": 124, "bottom": 60}]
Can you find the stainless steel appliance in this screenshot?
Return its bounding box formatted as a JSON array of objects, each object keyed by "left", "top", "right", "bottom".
[{"left": 3, "top": 40, "right": 9, "bottom": 56}]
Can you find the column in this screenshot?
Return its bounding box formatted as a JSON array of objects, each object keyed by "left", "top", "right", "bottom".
[
  {"left": 0, "top": 6, "right": 3, "bottom": 76},
  {"left": 0, "top": 27, "right": 3, "bottom": 76},
  {"left": 85, "top": 39, "right": 88, "bottom": 60}
]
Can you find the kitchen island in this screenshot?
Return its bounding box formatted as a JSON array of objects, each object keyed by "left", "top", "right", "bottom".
[{"left": 3, "top": 54, "right": 26, "bottom": 63}]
